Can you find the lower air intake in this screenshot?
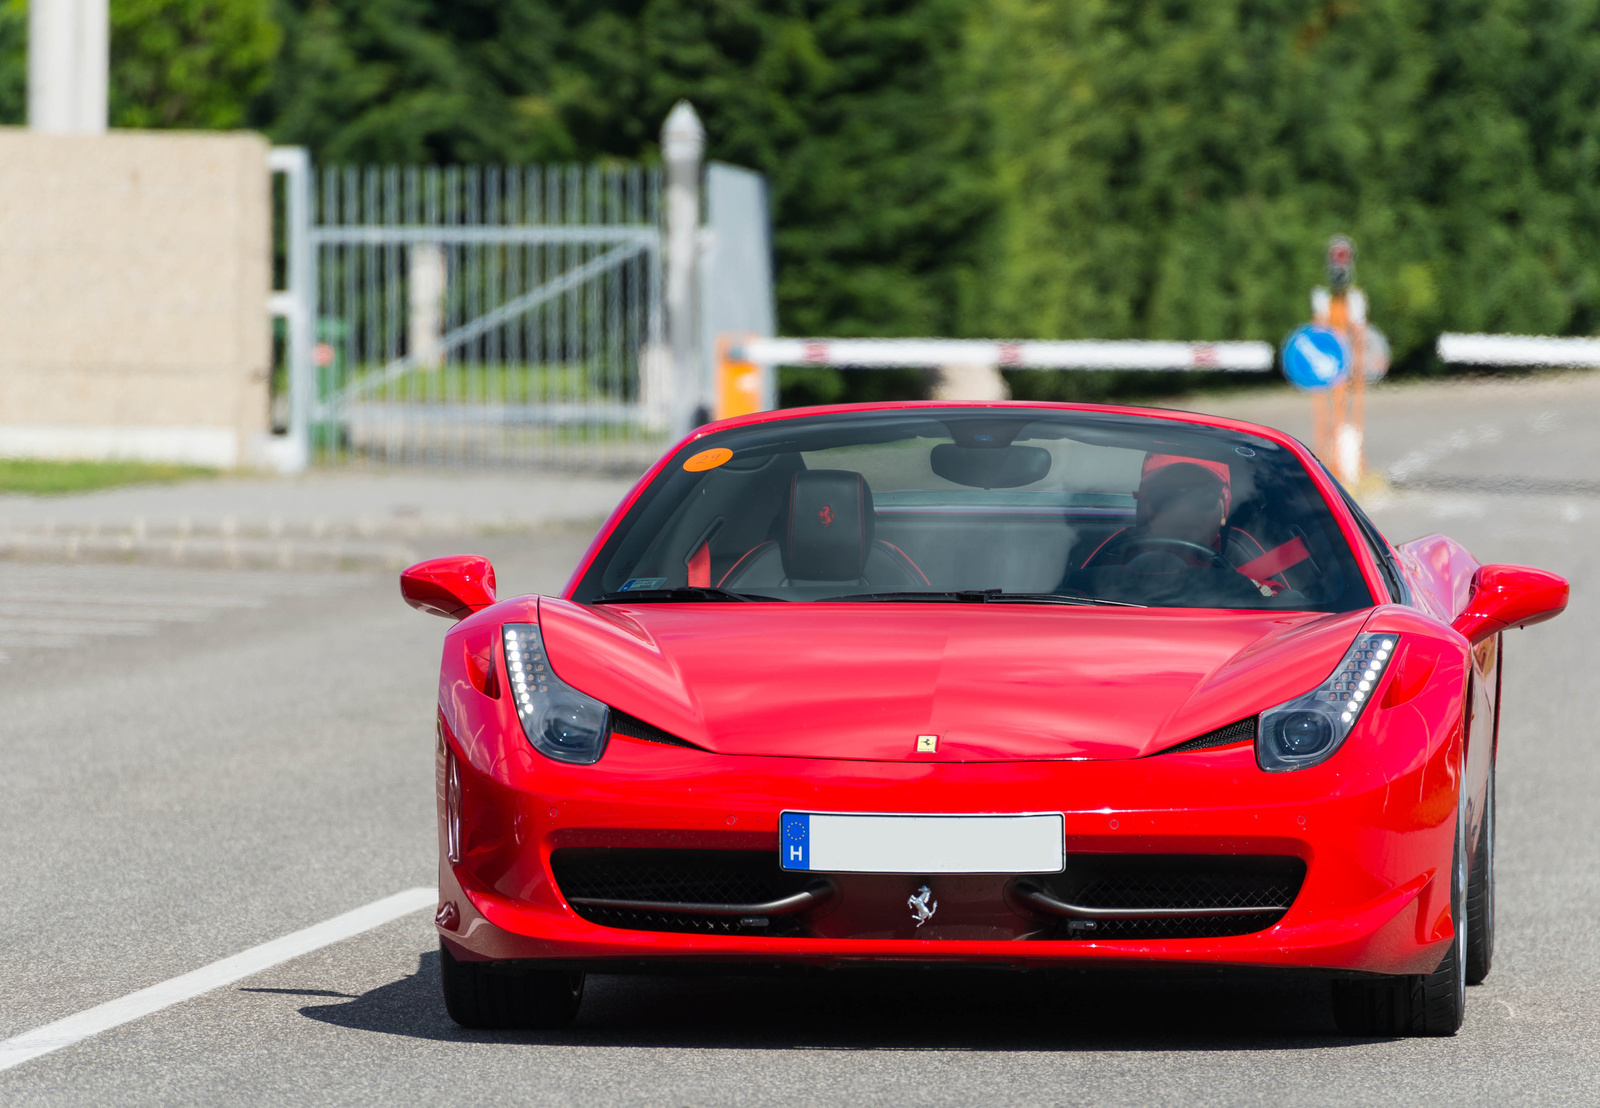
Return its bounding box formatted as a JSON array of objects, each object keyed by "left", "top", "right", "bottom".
[
  {"left": 550, "top": 848, "right": 821, "bottom": 936},
  {"left": 1016, "top": 854, "right": 1305, "bottom": 940}
]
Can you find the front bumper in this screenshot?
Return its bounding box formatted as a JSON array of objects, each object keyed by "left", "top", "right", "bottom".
[{"left": 436, "top": 701, "right": 1462, "bottom": 977}]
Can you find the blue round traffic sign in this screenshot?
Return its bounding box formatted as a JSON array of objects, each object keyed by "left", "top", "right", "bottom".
[{"left": 1281, "top": 325, "right": 1350, "bottom": 391}]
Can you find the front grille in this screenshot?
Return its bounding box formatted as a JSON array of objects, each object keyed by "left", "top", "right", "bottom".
[
  {"left": 550, "top": 848, "right": 813, "bottom": 936},
  {"left": 568, "top": 904, "right": 800, "bottom": 935},
  {"left": 1158, "top": 715, "right": 1258, "bottom": 755},
  {"left": 1027, "top": 854, "right": 1304, "bottom": 940},
  {"left": 610, "top": 711, "right": 704, "bottom": 751},
  {"left": 552, "top": 849, "right": 1303, "bottom": 942},
  {"left": 1062, "top": 914, "right": 1287, "bottom": 940}
]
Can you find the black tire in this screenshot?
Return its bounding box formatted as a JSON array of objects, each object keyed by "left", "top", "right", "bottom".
[
  {"left": 439, "top": 942, "right": 585, "bottom": 1030},
  {"left": 1465, "top": 764, "right": 1495, "bottom": 985},
  {"left": 1332, "top": 798, "right": 1468, "bottom": 1037}
]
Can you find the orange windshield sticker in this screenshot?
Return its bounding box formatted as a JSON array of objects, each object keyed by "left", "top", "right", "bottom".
[{"left": 683, "top": 447, "right": 733, "bottom": 472}]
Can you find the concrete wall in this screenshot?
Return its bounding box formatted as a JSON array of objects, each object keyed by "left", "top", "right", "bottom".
[{"left": 0, "top": 129, "right": 270, "bottom": 468}]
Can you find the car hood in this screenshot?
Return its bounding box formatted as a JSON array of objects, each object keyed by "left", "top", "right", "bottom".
[{"left": 537, "top": 599, "right": 1371, "bottom": 762}]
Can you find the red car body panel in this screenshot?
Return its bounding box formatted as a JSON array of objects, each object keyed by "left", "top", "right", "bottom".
[
  {"left": 537, "top": 600, "right": 1372, "bottom": 762},
  {"left": 420, "top": 401, "right": 1563, "bottom": 979}
]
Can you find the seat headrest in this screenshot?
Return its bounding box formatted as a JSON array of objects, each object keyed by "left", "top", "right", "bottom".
[{"left": 783, "top": 469, "right": 875, "bottom": 581}]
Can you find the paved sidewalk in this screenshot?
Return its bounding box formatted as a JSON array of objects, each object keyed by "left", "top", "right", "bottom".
[{"left": 0, "top": 469, "right": 637, "bottom": 570}]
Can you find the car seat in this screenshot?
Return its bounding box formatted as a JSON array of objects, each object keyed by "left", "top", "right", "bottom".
[{"left": 718, "top": 469, "right": 927, "bottom": 592}]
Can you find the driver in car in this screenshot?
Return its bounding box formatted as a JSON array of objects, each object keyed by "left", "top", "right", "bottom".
[
  {"left": 1135, "top": 455, "right": 1234, "bottom": 552},
  {"left": 1068, "top": 454, "right": 1273, "bottom": 603}
]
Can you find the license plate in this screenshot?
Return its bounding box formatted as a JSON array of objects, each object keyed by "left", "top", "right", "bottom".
[{"left": 779, "top": 811, "right": 1064, "bottom": 874}]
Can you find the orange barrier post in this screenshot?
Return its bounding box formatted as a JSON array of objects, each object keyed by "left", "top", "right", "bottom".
[
  {"left": 714, "top": 333, "right": 765, "bottom": 421},
  {"left": 1312, "top": 236, "right": 1367, "bottom": 485}
]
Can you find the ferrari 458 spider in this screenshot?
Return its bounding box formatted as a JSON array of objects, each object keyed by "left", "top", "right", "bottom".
[{"left": 402, "top": 401, "right": 1567, "bottom": 1036}]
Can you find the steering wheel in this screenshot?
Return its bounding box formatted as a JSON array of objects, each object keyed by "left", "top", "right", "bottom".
[{"left": 1082, "top": 533, "right": 1234, "bottom": 572}]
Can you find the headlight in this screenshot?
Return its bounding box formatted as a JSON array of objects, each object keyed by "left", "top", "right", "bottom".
[
  {"left": 501, "top": 623, "right": 611, "bottom": 764},
  {"left": 1257, "top": 632, "right": 1399, "bottom": 772}
]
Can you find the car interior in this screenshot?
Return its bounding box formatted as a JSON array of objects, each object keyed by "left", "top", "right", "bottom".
[{"left": 577, "top": 413, "right": 1370, "bottom": 611}]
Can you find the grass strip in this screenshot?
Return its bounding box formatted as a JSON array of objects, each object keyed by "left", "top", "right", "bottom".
[{"left": 0, "top": 458, "right": 218, "bottom": 495}]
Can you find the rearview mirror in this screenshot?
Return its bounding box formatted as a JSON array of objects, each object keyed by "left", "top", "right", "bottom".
[
  {"left": 930, "top": 443, "right": 1052, "bottom": 489},
  {"left": 1451, "top": 563, "right": 1568, "bottom": 645},
  {"left": 401, "top": 555, "right": 498, "bottom": 620}
]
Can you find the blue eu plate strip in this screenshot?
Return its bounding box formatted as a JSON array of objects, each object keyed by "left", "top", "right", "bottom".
[{"left": 780, "top": 812, "right": 809, "bottom": 870}]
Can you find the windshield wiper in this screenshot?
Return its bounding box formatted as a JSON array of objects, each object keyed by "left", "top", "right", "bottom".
[
  {"left": 980, "top": 591, "right": 1146, "bottom": 608},
  {"left": 823, "top": 589, "right": 1144, "bottom": 608},
  {"left": 592, "top": 587, "right": 785, "bottom": 604}
]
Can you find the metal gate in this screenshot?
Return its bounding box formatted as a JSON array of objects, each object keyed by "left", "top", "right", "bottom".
[{"left": 273, "top": 156, "right": 668, "bottom": 472}]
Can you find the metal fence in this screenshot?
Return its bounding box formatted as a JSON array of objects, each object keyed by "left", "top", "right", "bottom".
[{"left": 291, "top": 163, "right": 669, "bottom": 471}]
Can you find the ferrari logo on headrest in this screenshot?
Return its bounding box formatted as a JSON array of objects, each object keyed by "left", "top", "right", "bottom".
[{"left": 818, "top": 505, "right": 834, "bottom": 526}]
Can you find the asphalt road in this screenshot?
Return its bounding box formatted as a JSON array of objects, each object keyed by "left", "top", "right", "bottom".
[{"left": 2, "top": 374, "right": 1598, "bottom": 1106}]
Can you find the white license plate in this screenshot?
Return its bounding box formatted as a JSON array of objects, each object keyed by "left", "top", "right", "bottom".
[{"left": 779, "top": 811, "right": 1064, "bottom": 874}]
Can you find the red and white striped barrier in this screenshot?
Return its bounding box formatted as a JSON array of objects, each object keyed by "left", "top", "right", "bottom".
[
  {"left": 729, "top": 337, "right": 1275, "bottom": 372},
  {"left": 1437, "top": 333, "right": 1600, "bottom": 367}
]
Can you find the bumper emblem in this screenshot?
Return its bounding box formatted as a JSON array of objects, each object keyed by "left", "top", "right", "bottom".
[{"left": 908, "top": 885, "right": 938, "bottom": 927}]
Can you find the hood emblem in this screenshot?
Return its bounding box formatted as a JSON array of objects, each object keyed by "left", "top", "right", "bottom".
[
  {"left": 908, "top": 885, "right": 938, "bottom": 927},
  {"left": 915, "top": 734, "right": 938, "bottom": 753}
]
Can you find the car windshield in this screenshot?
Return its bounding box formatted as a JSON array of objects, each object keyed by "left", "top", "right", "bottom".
[{"left": 572, "top": 409, "right": 1373, "bottom": 612}]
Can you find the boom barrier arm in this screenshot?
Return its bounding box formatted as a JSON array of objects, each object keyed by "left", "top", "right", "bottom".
[
  {"left": 1438, "top": 333, "right": 1600, "bottom": 367},
  {"left": 729, "top": 337, "right": 1276, "bottom": 372},
  {"left": 713, "top": 335, "right": 1277, "bottom": 421}
]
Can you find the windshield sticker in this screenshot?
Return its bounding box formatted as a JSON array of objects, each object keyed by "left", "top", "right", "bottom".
[
  {"left": 683, "top": 447, "right": 733, "bottom": 472},
  {"left": 618, "top": 577, "right": 668, "bottom": 592}
]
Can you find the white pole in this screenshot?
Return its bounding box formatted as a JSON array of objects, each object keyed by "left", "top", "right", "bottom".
[
  {"left": 268, "top": 147, "right": 313, "bottom": 473},
  {"left": 28, "top": 0, "right": 107, "bottom": 134},
  {"left": 662, "top": 101, "right": 705, "bottom": 440},
  {"left": 408, "top": 245, "right": 446, "bottom": 370}
]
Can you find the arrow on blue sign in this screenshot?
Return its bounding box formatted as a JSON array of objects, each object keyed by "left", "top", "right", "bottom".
[{"left": 1281, "top": 325, "right": 1350, "bottom": 391}]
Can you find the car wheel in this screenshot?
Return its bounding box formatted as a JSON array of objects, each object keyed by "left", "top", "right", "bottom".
[
  {"left": 1332, "top": 794, "right": 1468, "bottom": 1037},
  {"left": 439, "top": 942, "right": 585, "bottom": 1030},
  {"left": 1465, "top": 763, "right": 1495, "bottom": 985}
]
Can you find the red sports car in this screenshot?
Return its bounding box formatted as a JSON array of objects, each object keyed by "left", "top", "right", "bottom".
[{"left": 402, "top": 401, "right": 1567, "bottom": 1036}]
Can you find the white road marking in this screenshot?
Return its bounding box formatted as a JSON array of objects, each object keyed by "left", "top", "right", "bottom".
[
  {"left": 0, "top": 564, "right": 354, "bottom": 663},
  {"left": 1388, "top": 422, "right": 1506, "bottom": 482},
  {"left": 0, "top": 617, "right": 159, "bottom": 635},
  {"left": 0, "top": 886, "right": 436, "bottom": 1074},
  {"left": 0, "top": 590, "right": 267, "bottom": 609}
]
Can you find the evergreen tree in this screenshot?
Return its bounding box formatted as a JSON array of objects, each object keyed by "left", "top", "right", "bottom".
[
  {"left": 0, "top": 0, "right": 279, "bottom": 129},
  {"left": 112, "top": 0, "right": 280, "bottom": 127},
  {"left": 0, "top": 2, "right": 21, "bottom": 123},
  {"left": 968, "top": 0, "right": 1600, "bottom": 395}
]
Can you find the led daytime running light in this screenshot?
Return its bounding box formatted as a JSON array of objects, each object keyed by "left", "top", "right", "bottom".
[
  {"left": 1326, "top": 636, "right": 1397, "bottom": 725},
  {"left": 503, "top": 624, "right": 552, "bottom": 711}
]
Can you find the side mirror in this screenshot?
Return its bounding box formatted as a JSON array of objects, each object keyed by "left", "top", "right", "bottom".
[
  {"left": 1451, "top": 563, "right": 1568, "bottom": 645},
  {"left": 401, "top": 555, "right": 497, "bottom": 620}
]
